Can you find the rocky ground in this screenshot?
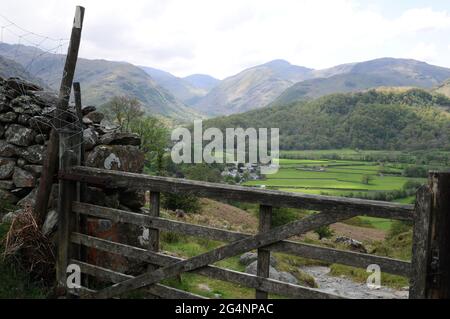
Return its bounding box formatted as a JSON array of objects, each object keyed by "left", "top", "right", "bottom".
[{"left": 301, "top": 266, "right": 409, "bottom": 299}]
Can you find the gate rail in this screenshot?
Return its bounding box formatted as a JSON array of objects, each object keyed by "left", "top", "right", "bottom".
[{"left": 55, "top": 165, "right": 442, "bottom": 299}]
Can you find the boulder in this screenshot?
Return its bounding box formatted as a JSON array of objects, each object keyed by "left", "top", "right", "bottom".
[
  {"left": 175, "top": 209, "right": 185, "bottom": 218},
  {"left": 0, "top": 141, "right": 20, "bottom": 157},
  {"left": 32, "top": 91, "right": 58, "bottom": 107},
  {"left": 17, "top": 158, "right": 26, "bottom": 167},
  {"left": 335, "top": 236, "right": 367, "bottom": 253},
  {"left": 245, "top": 261, "right": 298, "bottom": 285},
  {"left": 5, "top": 124, "right": 36, "bottom": 146},
  {"left": 239, "top": 252, "right": 277, "bottom": 267},
  {"left": 82, "top": 117, "right": 93, "bottom": 125},
  {"left": 83, "top": 128, "right": 98, "bottom": 151},
  {"left": 100, "top": 132, "right": 141, "bottom": 146},
  {"left": 84, "top": 111, "right": 104, "bottom": 124},
  {"left": 6, "top": 78, "right": 42, "bottom": 93},
  {"left": 1, "top": 209, "right": 23, "bottom": 224},
  {"left": 17, "top": 114, "right": 31, "bottom": 125},
  {"left": 42, "top": 210, "right": 58, "bottom": 235},
  {"left": 99, "top": 119, "right": 120, "bottom": 131},
  {"left": 0, "top": 180, "right": 14, "bottom": 190},
  {"left": 10, "top": 96, "right": 42, "bottom": 115},
  {"left": 86, "top": 145, "right": 144, "bottom": 173},
  {"left": 0, "top": 189, "right": 18, "bottom": 205},
  {"left": 48, "top": 184, "right": 59, "bottom": 209},
  {"left": 0, "top": 111, "right": 17, "bottom": 123},
  {"left": 12, "top": 167, "right": 36, "bottom": 188},
  {"left": 29, "top": 116, "right": 52, "bottom": 133},
  {"left": 0, "top": 100, "right": 10, "bottom": 113},
  {"left": 119, "top": 190, "right": 145, "bottom": 209},
  {"left": 81, "top": 105, "right": 96, "bottom": 115},
  {"left": 18, "top": 145, "right": 46, "bottom": 164},
  {"left": 0, "top": 124, "right": 4, "bottom": 138},
  {"left": 0, "top": 158, "right": 16, "bottom": 179},
  {"left": 84, "top": 187, "right": 120, "bottom": 209},
  {"left": 34, "top": 134, "right": 47, "bottom": 145},
  {"left": 23, "top": 165, "right": 43, "bottom": 177},
  {"left": 16, "top": 187, "right": 37, "bottom": 207}
]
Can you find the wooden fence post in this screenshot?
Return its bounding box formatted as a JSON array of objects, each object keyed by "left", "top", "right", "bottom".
[
  {"left": 428, "top": 172, "right": 450, "bottom": 298},
  {"left": 149, "top": 192, "right": 160, "bottom": 253},
  {"left": 56, "top": 126, "right": 82, "bottom": 291},
  {"left": 256, "top": 205, "right": 272, "bottom": 299},
  {"left": 410, "top": 172, "right": 450, "bottom": 299},
  {"left": 409, "top": 185, "right": 433, "bottom": 299},
  {"left": 34, "top": 6, "right": 85, "bottom": 226}
]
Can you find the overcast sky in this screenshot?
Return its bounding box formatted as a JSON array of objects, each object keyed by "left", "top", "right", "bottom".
[{"left": 1, "top": 0, "right": 450, "bottom": 79}]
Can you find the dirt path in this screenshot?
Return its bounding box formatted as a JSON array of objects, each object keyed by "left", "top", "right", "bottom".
[
  {"left": 331, "top": 223, "right": 386, "bottom": 241},
  {"left": 301, "top": 266, "right": 409, "bottom": 299}
]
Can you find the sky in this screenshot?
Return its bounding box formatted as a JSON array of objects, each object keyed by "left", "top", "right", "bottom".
[{"left": 1, "top": 0, "right": 450, "bottom": 79}]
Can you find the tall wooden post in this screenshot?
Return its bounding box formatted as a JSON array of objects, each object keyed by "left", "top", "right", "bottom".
[
  {"left": 410, "top": 172, "right": 450, "bottom": 299},
  {"left": 34, "top": 6, "right": 85, "bottom": 226},
  {"left": 428, "top": 172, "right": 450, "bottom": 298},
  {"left": 56, "top": 124, "right": 82, "bottom": 291},
  {"left": 256, "top": 205, "right": 272, "bottom": 299},
  {"left": 409, "top": 185, "right": 433, "bottom": 299},
  {"left": 149, "top": 192, "right": 160, "bottom": 253}
]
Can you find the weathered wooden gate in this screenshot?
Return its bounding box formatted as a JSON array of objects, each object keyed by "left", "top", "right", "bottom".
[{"left": 54, "top": 134, "right": 450, "bottom": 299}]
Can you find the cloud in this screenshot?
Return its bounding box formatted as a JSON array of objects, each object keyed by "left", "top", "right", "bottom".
[
  {"left": 1, "top": 0, "right": 450, "bottom": 78},
  {"left": 408, "top": 42, "right": 438, "bottom": 62}
]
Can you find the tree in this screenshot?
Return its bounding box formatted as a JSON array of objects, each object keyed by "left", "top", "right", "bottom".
[
  {"left": 361, "top": 174, "right": 374, "bottom": 185},
  {"left": 129, "top": 116, "right": 169, "bottom": 174},
  {"left": 102, "top": 96, "right": 144, "bottom": 132}
]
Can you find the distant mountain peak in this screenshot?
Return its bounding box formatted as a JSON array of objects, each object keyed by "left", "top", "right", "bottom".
[{"left": 263, "top": 59, "right": 291, "bottom": 66}]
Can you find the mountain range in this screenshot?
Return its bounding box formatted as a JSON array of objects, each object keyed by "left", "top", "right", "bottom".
[
  {"left": 2, "top": 42, "right": 450, "bottom": 121},
  {"left": 272, "top": 58, "right": 450, "bottom": 106},
  {"left": 0, "top": 43, "right": 203, "bottom": 121},
  {"left": 191, "top": 58, "right": 450, "bottom": 115},
  {"left": 192, "top": 60, "right": 313, "bottom": 116}
]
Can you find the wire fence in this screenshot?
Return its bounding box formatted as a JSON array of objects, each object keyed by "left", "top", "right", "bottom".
[{"left": 0, "top": 14, "right": 82, "bottom": 150}]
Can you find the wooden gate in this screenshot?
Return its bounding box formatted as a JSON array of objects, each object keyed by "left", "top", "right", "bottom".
[{"left": 54, "top": 147, "right": 450, "bottom": 299}]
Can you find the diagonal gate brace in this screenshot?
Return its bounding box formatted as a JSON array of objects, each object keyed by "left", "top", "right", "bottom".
[{"left": 86, "top": 210, "right": 358, "bottom": 299}]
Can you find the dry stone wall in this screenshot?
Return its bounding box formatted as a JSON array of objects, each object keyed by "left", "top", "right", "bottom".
[{"left": 0, "top": 76, "right": 146, "bottom": 233}]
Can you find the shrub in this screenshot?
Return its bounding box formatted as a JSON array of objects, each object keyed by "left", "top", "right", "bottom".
[
  {"left": 161, "top": 193, "right": 201, "bottom": 214},
  {"left": 314, "top": 226, "right": 334, "bottom": 240},
  {"left": 403, "top": 166, "right": 428, "bottom": 178},
  {"left": 388, "top": 221, "right": 412, "bottom": 240},
  {"left": 271, "top": 208, "right": 306, "bottom": 227}
]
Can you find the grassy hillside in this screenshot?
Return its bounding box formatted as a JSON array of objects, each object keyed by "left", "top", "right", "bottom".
[
  {"left": 0, "top": 43, "right": 202, "bottom": 121},
  {"left": 204, "top": 88, "right": 450, "bottom": 150},
  {"left": 274, "top": 58, "right": 450, "bottom": 106},
  {"left": 434, "top": 79, "right": 450, "bottom": 98}
]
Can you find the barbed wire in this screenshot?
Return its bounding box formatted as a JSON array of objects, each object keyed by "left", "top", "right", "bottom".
[{"left": 0, "top": 14, "right": 83, "bottom": 150}]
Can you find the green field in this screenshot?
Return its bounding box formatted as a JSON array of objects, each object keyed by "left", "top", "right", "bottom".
[{"left": 244, "top": 152, "right": 431, "bottom": 230}]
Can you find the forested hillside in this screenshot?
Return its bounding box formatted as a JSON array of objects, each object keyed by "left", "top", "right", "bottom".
[{"left": 204, "top": 89, "right": 450, "bottom": 150}]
